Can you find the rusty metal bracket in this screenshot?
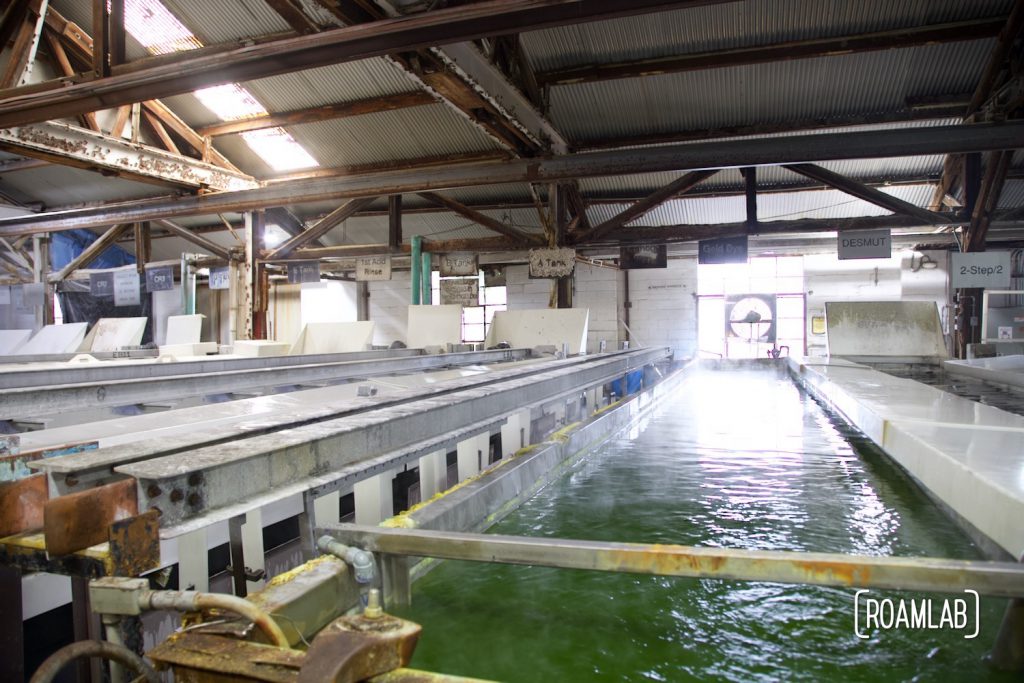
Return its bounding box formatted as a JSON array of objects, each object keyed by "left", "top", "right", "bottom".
[
  {"left": 108, "top": 509, "right": 160, "bottom": 577},
  {"left": 44, "top": 478, "right": 138, "bottom": 556},
  {"left": 0, "top": 473, "right": 46, "bottom": 537},
  {"left": 298, "top": 612, "right": 421, "bottom": 683}
]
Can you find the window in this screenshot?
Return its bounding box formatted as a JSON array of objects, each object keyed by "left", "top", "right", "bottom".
[
  {"left": 697, "top": 257, "right": 805, "bottom": 359},
  {"left": 431, "top": 271, "right": 507, "bottom": 343}
]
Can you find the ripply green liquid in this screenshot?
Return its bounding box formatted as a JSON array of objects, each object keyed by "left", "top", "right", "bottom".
[{"left": 398, "top": 368, "right": 1016, "bottom": 682}]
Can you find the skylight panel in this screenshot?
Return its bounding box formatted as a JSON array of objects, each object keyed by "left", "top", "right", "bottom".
[
  {"left": 194, "top": 84, "right": 267, "bottom": 121},
  {"left": 120, "top": 0, "right": 320, "bottom": 173},
  {"left": 241, "top": 128, "right": 319, "bottom": 171},
  {"left": 122, "top": 0, "right": 202, "bottom": 55}
]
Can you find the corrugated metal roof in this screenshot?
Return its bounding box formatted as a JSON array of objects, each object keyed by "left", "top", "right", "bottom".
[
  {"left": 283, "top": 104, "right": 506, "bottom": 169},
  {"left": 159, "top": 0, "right": 291, "bottom": 45},
  {"left": 549, "top": 42, "right": 991, "bottom": 142},
  {"left": 243, "top": 59, "right": 423, "bottom": 111},
  {"left": 0, "top": 166, "right": 173, "bottom": 208},
  {"left": 522, "top": 0, "right": 1011, "bottom": 71}
]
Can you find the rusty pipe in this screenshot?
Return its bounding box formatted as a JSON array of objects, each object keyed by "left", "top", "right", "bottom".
[
  {"left": 29, "top": 640, "right": 159, "bottom": 683},
  {"left": 139, "top": 589, "right": 290, "bottom": 648}
]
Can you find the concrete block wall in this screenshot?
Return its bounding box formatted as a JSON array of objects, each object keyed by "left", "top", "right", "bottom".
[
  {"left": 573, "top": 262, "right": 624, "bottom": 353},
  {"left": 368, "top": 272, "right": 411, "bottom": 346},
  {"left": 624, "top": 258, "right": 699, "bottom": 359},
  {"left": 504, "top": 265, "right": 551, "bottom": 309}
]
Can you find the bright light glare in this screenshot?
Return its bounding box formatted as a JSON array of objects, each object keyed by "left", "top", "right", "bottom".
[{"left": 120, "top": 0, "right": 319, "bottom": 172}]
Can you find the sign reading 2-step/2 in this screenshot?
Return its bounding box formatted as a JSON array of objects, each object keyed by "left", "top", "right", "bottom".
[{"left": 951, "top": 252, "right": 1012, "bottom": 289}]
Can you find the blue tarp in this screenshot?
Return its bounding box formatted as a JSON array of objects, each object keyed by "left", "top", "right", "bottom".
[{"left": 50, "top": 229, "right": 135, "bottom": 270}]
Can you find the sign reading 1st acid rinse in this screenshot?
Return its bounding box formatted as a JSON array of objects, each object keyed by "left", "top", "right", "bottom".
[{"left": 951, "top": 252, "right": 1012, "bottom": 289}]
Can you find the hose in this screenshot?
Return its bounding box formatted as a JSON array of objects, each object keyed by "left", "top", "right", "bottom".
[
  {"left": 29, "top": 640, "right": 158, "bottom": 683},
  {"left": 139, "top": 590, "right": 290, "bottom": 648}
]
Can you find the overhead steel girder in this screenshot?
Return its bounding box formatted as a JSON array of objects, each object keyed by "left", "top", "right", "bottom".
[
  {"left": 0, "top": 0, "right": 734, "bottom": 129},
  {"left": 2, "top": 121, "right": 1023, "bottom": 236},
  {"left": 46, "top": 348, "right": 670, "bottom": 531},
  {"left": 0, "top": 121, "right": 258, "bottom": 192}
]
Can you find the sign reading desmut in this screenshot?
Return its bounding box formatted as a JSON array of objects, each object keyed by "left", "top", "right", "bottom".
[
  {"left": 698, "top": 235, "right": 747, "bottom": 264},
  {"left": 439, "top": 252, "right": 478, "bottom": 277},
  {"left": 951, "top": 251, "right": 1012, "bottom": 289},
  {"left": 356, "top": 255, "right": 391, "bottom": 282},
  {"left": 838, "top": 229, "right": 891, "bottom": 260},
  {"left": 854, "top": 589, "right": 980, "bottom": 640}
]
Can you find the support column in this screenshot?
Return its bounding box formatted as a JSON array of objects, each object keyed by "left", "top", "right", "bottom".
[
  {"left": 356, "top": 281, "right": 369, "bottom": 321},
  {"left": 411, "top": 235, "right": 422, "bottom": 305},
  {"left": 32, "top": 234, "right": 52, "bottom": 326},
  {"left": 177, "top": 528, "right": 209, "bottom": 592},
  {"left": 354, "top": 471, "right": 394, "bottom": 525},
  {"left": 241, "top": 508, "right": 265, "bottom": 593},
  {"left": 418, "top": 450, "right": 447, "bottom": 499},
  {"left": 0, "top": 566, "right": 23, "bottom": 683},
  {"left": 421, "top": 250, "right": 432, "bottom": 305}
]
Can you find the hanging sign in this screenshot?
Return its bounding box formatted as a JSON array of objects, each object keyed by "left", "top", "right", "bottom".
[
  {"left": 90, "top": 272, "right": 114, "bottom": 297},
  {"left": 620, "top": 244, "right": 667, "bottom": 269},
  {"left": 356, "top": 255, "right": 391, "bottom": 281},
  {"left": 698, "top": 235, "right": 748, "bottom": 264},
  {"left": 145, "top": 265, "right": 174, "bottom": 292},
  {"left": 440, "top": 278, "right": 479, "bottom": 307},
  {"left": 951, "top": 252, "right": 1012, "bottom": 289},
  {"left": 838, "top": 229, "right": 891, "bottom": 260},
  {"left": 287, "top": 260, "right": 321, "bottom": 284},
  {"left": 439, "top": 252, "right": 478, "bottom": 277},
  {"left": 529, "top": 247, "right": 575, "bottom": 278},
  {"left": 113, "top": 270, "right": 141, "bottom": 307},
  {"left": 209, "top": 267, "right": 230, "bottom": 290}
]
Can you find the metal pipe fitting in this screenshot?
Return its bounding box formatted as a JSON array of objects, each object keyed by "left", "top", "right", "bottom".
[
  {"left": 29, "top": 640, "right": 158, "bottom": 683},
  {"left": 138, "top": 589, "right": 290, "bottom": 648},
  {"left": 317, "top": 535, "right": 377, "bottom": 584}
]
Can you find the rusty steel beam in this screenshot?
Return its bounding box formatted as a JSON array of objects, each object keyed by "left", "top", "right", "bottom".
[
  {"left": 43, "top": 478, "right": 137, "bottom": 556},
  {"left": 1, "top": 120, "right": 1022, "bottom": 237},
  {"left": 289, "top": 235, "right": 534, "bottom": 259},
  {"left": 0, "top": 121, "right": 258, "bottom": 191},
  {"left": 0, "top": 0, "right": 736, "bottom": 128},
  {"left": 322, "top": 524, "right": 1024, "bottom": 598},
  {"left": 49, "top": 223, "right": 132, "bottom": 281},
  {"left": 577, "top": 105, "right": 968, "bottom": 152},
  {"left": 576, "top": 169, "right": 719, "bottom": 243},
  {"left": 154, "top": 219, "right": 232, "bottom": 260},
  {"left": 417, "top": 191, "right": 545, "bottom": 244},
  {"left": 263, "top": 150, "right": 510, "bottom": 183},
  {"left": 0, "top": 473, "right": 46, "bottom": 537},
  {"left": 196, "top": 91, "right": 436, "bottom": 137},
  {"left": 930, "top": 0, "right": 1024, "bottom": 210},
  {"left": 265, "top": 197, "right": 377, "bottom": 259},
  {"left": 537, "top": 17, "right": 1006, "bottom": 87},
  {"left": 785, "top": 163, "right": 953, "bottom": 225}
]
